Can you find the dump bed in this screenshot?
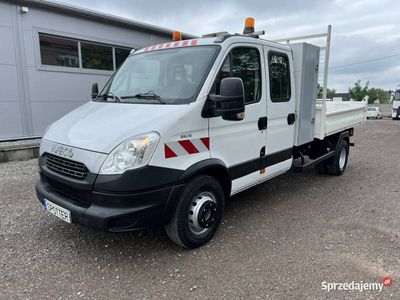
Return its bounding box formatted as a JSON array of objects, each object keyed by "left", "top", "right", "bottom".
[{"left": 314, "top": 98, "right": 367, "bottom": 139}]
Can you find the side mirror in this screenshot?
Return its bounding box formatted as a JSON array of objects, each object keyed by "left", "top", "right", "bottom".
[
  {"left": 91, "top": 83, "right": 99, "bottom": 99},
  {"left": 207, "top": 77, "right": 245, "bottom": 121}
]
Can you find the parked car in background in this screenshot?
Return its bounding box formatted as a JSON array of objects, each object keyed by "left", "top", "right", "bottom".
[
  {"left": 392, "top": 85, "right": 400, "bottom": 120},
  {"left": 367, "top": 107, "right": 383, "bottom": 119}
]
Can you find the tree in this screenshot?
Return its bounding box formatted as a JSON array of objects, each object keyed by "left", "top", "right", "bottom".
[
  {"left": 317, "top": 83, "right": 336, "bottom": 99},
  {"left": 348, "top": 80, "right": 388, "bottom": 104},
  {"left": 368, "top": 87, "right": 389, "bottom": 103},
  {"left": 348, "top": 80, "right": 369, "bottom": 102}
]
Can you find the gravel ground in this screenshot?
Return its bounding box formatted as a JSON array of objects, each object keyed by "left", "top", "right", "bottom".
[
  {"left": 0, "top": 120, "right": 399, "bottom": 300},
  {"left": 0, "top": 138, "right": 41, "bottom": 148}
]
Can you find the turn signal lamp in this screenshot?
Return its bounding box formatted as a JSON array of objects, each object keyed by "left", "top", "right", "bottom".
[
  {"left": 243, "top": 18, "right": 255, "bottom": 34},
  {"left": 172, "top": 31, "right": 182, "bottom": 41}
]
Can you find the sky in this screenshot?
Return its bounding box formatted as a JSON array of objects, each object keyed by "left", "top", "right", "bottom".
[{"left": 52, "top": 0, "right": 399, "bottom": 93}]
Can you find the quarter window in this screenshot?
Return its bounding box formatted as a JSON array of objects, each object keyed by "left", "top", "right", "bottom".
[
  {"left": 269, "top": 53, "right": 291, "bottom": 102},
  {"left": 214, "top": 47, "right": 261, "bottom": 104}
]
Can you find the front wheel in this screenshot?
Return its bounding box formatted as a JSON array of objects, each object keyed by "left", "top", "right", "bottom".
[
  {"left": 327, "top": 139, "right": 349, "bottom": 176},
  {"left": 165, "top": 175, "right": 224, "bottom": 249}
]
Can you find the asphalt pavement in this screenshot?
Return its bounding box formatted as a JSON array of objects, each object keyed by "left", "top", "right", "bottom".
[{"left": 0, "top": 119, "right": 399, "bottom": 299}]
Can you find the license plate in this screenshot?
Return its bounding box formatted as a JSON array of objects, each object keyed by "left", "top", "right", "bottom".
[{"left": 44, "top": 199, "right": 71, "bottom": 223}]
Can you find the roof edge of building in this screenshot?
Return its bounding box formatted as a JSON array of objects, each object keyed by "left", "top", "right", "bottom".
[{"left": 16, "top": 0, "right": 199, "bottom": 39}]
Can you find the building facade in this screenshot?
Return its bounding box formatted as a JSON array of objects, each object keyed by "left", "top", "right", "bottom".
[{"left": 0, "top": 0, "right": 196, "bottom": 140}]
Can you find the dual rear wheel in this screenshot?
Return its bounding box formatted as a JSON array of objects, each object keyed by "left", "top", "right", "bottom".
[{"left": 315, "top": 139, "right": 349, "bottom": 176}]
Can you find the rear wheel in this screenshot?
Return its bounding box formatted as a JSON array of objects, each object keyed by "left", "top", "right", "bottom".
[
  {"left": 327, "top": 139, "right": 349, "bottom": 176},
  {"left": 165, "top": 175, "right": 224, "bottom": 249}
]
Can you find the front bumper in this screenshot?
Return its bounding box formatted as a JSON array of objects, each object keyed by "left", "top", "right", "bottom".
[{"left": 36, "top": 155, "right": 185, "bottom": 232}]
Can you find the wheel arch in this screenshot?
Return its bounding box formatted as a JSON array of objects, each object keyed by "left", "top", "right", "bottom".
[
  {"left": 327, "top": 130, "right": 351, "bottom": 151},
  {"left": 179, "top": 159, "right": 231, "bottom": 200}
]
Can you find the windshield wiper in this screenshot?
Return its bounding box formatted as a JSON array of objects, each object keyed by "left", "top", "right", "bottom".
[
  {"left": 101, "top": 92, "right": 121, "bottom": 103},
  {"left": 127, "top": 91, "right": 166, "bottom": 104}
]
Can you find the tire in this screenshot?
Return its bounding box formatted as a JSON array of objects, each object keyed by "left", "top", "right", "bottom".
[
  {"left": 327, "top": 139, "right": 349, "bottom": 176},
  {"left": 165, "top": 175, "right": 224, "bottom": 249},
  {"left": 315, "top": 162, "right": 329, "bottom": 174}
]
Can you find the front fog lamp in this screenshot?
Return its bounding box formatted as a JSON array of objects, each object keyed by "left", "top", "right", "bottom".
[{"left": 100, "top": 132, "right": 159, "bottom": 174}]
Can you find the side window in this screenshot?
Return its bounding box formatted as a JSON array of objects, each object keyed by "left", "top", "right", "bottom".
[
  {"left": 214, "top": 47, "right": 261, "bottom": 104},
  {"left": 269, "top": 53, "right": 291, "bottom": 102}
]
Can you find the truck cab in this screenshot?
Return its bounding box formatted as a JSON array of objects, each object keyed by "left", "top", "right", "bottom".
[{"left": 36, "top": 21, "right": 366, "bottom": 248}]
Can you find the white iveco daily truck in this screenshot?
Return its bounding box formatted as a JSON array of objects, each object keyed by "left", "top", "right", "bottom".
[{"left": 36, "top": 20, "right": 367, "bottom": 248}]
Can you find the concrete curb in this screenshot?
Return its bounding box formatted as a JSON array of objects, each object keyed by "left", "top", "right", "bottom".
[{"left": 0, "top": 145, "right": 40, "bottom": 163}]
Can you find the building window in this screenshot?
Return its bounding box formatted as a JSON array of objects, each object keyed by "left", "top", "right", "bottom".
[
  {"left": 39, "top": 35, "right": 79, "bottom": 68},
  {"left": 38, "top": 33, "right": 131, "bottom": 72},
  {"left": 269, "top": 53, "right": 291, "bottom": 102},
  {"left": 81, "top": 42, "right": 113, "bottom": 71},
  {"left": 115, "top": 48, "right": 131, "bottom": 69}
]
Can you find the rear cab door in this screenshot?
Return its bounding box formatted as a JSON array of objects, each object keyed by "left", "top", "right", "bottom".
[{"left": 263, "top": 46, "right": 295, "bottom": 178}]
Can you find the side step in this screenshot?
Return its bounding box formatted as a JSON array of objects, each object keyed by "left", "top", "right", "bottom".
[{"left": 293, "top": 151, "right": 335, "bottom": 173}]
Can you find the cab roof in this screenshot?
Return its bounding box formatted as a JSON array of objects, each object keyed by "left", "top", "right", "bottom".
[{"left": 132, "top": 35, "right": 291, "bottom": 55}]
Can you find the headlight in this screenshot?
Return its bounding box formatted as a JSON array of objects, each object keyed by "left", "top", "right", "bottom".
[{"left": 99, "top": 132, "right": 160, "bottom": 174}]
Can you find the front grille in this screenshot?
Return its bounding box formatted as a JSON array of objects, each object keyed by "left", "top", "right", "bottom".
[
  {"left": 45, "top": 176, "right": 92, "bottom": 204},
  {"left": 46, "top": 154, "right": 88, "bottom": 179}
]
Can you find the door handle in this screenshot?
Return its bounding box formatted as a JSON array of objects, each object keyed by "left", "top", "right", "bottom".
[
  {"left": 258, "top": 117, "right": 268, "bottom": 130},
  {"left": 287, "top": 113, "right": 295, "bottom": 125}
]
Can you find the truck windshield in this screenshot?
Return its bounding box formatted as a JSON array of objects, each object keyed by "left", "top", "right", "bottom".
[
  {"left": 97, "top": 46, "right": 219, "bottom": 104},
  {"left": 395, "top": 91, "right": 400, "bottom": 100}
]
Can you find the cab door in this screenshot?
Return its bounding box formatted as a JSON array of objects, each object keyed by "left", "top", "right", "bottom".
[
  {"left": 208, "top": 44, "right": 267, "bottom": 195},
  {"left": 263, "top": 47, "right": 295, "bottom": 178}
]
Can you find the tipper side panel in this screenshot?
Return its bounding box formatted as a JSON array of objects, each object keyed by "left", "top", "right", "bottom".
[{"left": 289, "top": 43, "right": 320, "bottom": 146}]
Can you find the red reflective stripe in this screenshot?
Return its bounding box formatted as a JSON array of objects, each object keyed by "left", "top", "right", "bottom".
[
  {"left": 200, "top": 137, "right": 210, "bottom": 150},
  {"left": 165, "top": 43, "right": 172, "bottom": 48},
  {"left": 191, "top": 40, "right": 198, "bottom": 46},
  {"left": 182, "top": 41, "right": 189, "bottom": 46},
  {"left": 158, "top": 44, "right": 164, "bottom": 49},
  {"left": 173, "top": 41, "right": 180, "bottom": 47},
  {"left": 178, "top": 140, "right": 199, "bottom": 154},
  {"left": 144, "top": 47, "right": 149, "bottom": 52},
  {"left": 164, "top": 144, "right": 177, "bottom": 159},
  {"left": 151, "top": 45, "right": 157, "bottom": 50}
]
